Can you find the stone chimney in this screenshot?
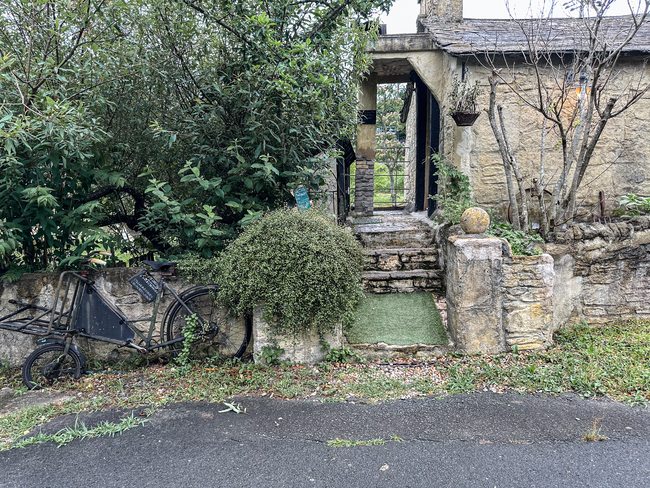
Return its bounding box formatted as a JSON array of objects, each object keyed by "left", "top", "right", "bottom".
[{"left": 419, "top": 0, "right": 463, "bottom": 22}]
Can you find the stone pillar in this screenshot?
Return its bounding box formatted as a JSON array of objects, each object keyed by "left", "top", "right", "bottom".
[
  {"left": 353, "top": 158, "right": 375, "bottom": 217},
  {"left": 445, "top": 235, "right": 506, "bottom": 354},
  {"left": 354, "top": 73, "right": 377, "bottom": 217}
]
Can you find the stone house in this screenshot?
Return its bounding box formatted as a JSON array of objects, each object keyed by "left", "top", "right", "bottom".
[{"left": 352, "top": 0, "right": 650, "bottom": 221}]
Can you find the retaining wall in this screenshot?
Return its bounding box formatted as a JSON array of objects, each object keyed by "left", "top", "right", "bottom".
[
  {"left": 2, "top": 217, "right": 649, "bottom": 364},
  {"left": 443, "top": 232, "right": 555, "bottom": 354},
  {"left": 548, "top": 216, "right": 650, "bottom": 327}
]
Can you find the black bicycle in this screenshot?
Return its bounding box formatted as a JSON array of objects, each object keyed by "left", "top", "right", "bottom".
[{"left": 0, "top": 253, "right": 252, "bottom": 389}]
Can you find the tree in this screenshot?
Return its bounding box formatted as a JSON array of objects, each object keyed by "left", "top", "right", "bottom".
[
  {"left": 0, "top": 0, "right": 392, "bottom": 275},
  {"left": 132, "top": 0, "right": 393, "bottom": 256},
  {"left": 0, "top": 0, "right": 131, "bottom": 273},
  {"left": 484, "top": 0, "right": 650, "bottom": 237}
]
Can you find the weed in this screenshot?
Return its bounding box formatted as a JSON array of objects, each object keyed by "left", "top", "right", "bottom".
[
  {"left": 258, "top": 345, "right": 285, "bottom": 366},
  {"left": 486, "top": 222, "right": 544, "bottom": 256},
  {"left": 445, "top": 365, "right": 476, "bottom": 394},
  {"left": 430, "top": 153, "right": 475, "bottom": 224},
  {"left": 617, "top": 194, "right": 650, "bottom": 217},
  {"left": 583, "top": 418, "right": 608, "bottom": 442},
  {"left": 11, "top": 413, "right": 148, "bottom": 449},
  {"left": 326, "top": 346, "right": 363, "bottom": 364},
  {"left": 326, "top": 438, "right": 386, "bottom": 447},
  {"left": 218, "top": 402, "right": 247, "bottom": 414},
  {"left": 177, "top": 313, "right": 201, "bottom": 367}
]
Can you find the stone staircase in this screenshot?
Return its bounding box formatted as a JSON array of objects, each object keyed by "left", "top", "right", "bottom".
[
  {"left": 347, "top": 210, "right": 449, "bottom": 358},
  {"left": 350, "top": 211, "right": 444, "bottom": 295}
]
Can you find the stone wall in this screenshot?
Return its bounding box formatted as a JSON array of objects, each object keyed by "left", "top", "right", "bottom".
[
  {"left": 387, "top": 47, "right": 650, "bottom": 222},
  {"left": 441, "top": 229, "right": 555, "bottom": 354},
  {"left": 502, "top": 254, "right": 555, "bottom": 350},
  {"left": 449, "top": 57, "right": 650, "bottom": 222},
  {"left": 0, "top": 268, "right": 345, "bottom": 367},
  {"left": 252, "top": 306, "right": 343, "bottom": 364},
  {"left": 547, "top": 216, "right": 650, "bottom": 326},
  {"left": 0, "top": 268, "right": 195, "bottom": 367},
  {"left": 440, "top": 216, "right": 650, "bottom": 354}
]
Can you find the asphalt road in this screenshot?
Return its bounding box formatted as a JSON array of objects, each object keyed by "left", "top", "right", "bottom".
[{"left": 2, "top": 392, "right": 650, "bottom": 487}]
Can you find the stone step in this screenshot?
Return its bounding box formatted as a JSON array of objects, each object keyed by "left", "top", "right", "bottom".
[
  {"left": 362, "top": 269, "right": 443, "bottom": 294},
  {"left": 349, "top": 212, "right": 434, "bottom": 250},
  {"left": 365, "top": 248, "right": 439, "bottom": 272},
  {"left": 354, "top": 224, "right": 432, "bottom": 249}
]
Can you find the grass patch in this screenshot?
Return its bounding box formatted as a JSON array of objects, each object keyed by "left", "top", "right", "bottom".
[
  {"left": 348, "top": 293, "right": 448, "bottom": 345},
  {"left": 2, "top": 319, "right": 649, "bottom": 449},
  {"left": 327, "top": 438, "right": 386, "bottom": 447},
  {"left": 12, "top": 412, "right": 149, "bottom": 449},
  {"left": 441, "top": 320, "right": 650, "bottom": 404}
]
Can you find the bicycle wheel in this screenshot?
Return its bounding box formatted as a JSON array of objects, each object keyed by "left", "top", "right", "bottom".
[
  {"left": 22, "top": 343, "right": 83, "bottom": 390},
  {"left": 164, "top": 286, "right": 252, "bottom": 360}
]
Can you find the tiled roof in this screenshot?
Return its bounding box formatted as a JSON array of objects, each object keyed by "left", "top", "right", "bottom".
[{"left": 421, "top": 15, "right": 650, "bottom": 55}]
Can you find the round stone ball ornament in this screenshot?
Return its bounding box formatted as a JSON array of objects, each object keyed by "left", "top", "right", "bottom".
[{"left": 460, "top": 207, "right": 490, "bottom": 234}]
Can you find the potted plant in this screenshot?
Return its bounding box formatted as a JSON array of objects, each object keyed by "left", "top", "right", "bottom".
[{"left": 448, "top": 76, "right": 483, "bottom": 126}]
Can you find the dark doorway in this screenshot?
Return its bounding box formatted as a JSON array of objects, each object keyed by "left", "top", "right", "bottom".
[{"left": 412, "top": 71, "right": 441, "bottom": 216}]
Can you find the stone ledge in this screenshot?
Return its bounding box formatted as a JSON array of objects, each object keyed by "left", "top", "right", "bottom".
[
  {"left": 348, "top": 342, "right": 452, "bottom": 361},
  {"left": 551, "top": 217, "right": 650, "bottom": 244},
  {"left": 363, "top": 270, "right": 442, "bottom": 280},
  {"left": 365, "top": 248, "right": 440, "bottom": 272}
]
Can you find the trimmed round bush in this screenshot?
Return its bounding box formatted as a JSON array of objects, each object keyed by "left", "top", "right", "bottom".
[{"left": 216, "top": 208, "right": 365, "bottom": 338}]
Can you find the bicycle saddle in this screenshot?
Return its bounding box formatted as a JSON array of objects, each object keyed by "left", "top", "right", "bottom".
[{"left": 142, "top": 260, "right": 178, "bottom": 271}]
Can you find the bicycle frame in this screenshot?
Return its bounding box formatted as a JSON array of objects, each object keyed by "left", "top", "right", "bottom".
[{"left": 0, "top": 268, "right": 203, "bottom": 353}]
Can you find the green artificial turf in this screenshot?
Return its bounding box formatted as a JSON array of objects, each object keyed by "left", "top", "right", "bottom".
[{"left": 347, "top": 293, "right": 448, "bottom": 346}]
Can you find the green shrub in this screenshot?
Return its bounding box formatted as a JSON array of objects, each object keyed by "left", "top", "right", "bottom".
[
  {"left": 430, "top": 154, "right": 476, "bottom": 224},
  {"left": 487, "top": 222, "right": 544, "bottom": 256},
  {"left": 176, "top": 252, "right": 221, "bottom": 285},
  {"left": 215, "top": 208, "right": 365, "bottom": 338}
]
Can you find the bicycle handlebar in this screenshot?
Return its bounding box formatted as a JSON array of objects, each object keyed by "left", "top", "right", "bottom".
[{"left": 78, "top": 252, "right": 111, "bottom": 267}]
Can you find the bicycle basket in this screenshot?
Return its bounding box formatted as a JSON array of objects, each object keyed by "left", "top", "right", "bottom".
[{"left": 129, "top": 270, "right": 159, "bottom": 303}]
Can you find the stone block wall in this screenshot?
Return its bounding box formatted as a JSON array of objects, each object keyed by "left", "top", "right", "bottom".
[
  {"left": 441, "top": 216, "right": 650, "bottom": 355},
  {"left": 442, "top": 230, "right": 555, "bottom": 354},
  {"left": 252, "top": 306, "right": 343, "bottom": 364},
  {"left": 547, "top": 216, "right": 650, "bottom": 326},
  {"left": 502, "top": 255, "right": 555, "bottom": 350}
]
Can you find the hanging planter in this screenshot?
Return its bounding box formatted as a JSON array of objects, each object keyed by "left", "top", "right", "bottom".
[
  {"left": 448, "top": 76, "right": 483, "bottom": 127},
  {"left": 451, "top": 111, "right": 480, "bottom": 127}
]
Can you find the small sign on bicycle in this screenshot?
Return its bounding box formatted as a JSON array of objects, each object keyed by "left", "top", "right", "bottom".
[{"left": 129, "top": 270, "right": 159, "bottom": 303}]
